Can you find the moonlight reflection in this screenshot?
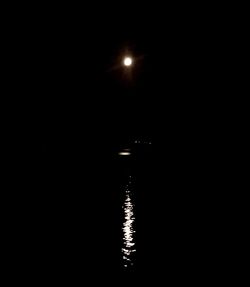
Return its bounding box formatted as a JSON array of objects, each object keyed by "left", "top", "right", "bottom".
[{"left": 122, "top": 176, "right": 136, "bottom": 268}]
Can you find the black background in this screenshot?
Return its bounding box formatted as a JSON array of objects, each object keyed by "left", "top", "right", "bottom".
[{"left": 5, "top": 4, "right": 237, "bottom": 282}]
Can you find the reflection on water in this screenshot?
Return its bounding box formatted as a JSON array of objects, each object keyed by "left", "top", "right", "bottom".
[{"left": 122, "top": 176, "right": 136, "bottom": 268}]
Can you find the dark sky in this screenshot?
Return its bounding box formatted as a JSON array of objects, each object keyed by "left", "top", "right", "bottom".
[
  {"left": 12, "top": 6, "right": 230, "bottom": 188},
  {"left": 23, "top": 10, "right": 224, "bottom": 152}
]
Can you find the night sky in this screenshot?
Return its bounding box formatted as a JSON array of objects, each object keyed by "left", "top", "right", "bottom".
[{"left": 7, "top": 5, "right": 235, "bottom": 282}]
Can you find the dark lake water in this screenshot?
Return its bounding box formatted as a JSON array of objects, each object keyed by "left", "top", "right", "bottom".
[
  {"left": 16, "top": 138, "right": 153, "bottom": 278},
  {"left": 13, "top": 134, "right": 228, "bottom": 281}
]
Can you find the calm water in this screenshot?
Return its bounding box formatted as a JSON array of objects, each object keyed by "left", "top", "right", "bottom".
[{"left": 121, "top": 175, "right": 136, "bottom": 269}]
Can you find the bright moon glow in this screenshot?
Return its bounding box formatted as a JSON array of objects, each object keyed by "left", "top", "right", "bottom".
[{"left": 123, "top": 57, "right": 133, "bottom": 66}]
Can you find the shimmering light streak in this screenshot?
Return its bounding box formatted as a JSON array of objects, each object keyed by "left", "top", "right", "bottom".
[{"left": 122, "top": 179, "right": 136, "bottom": 268}]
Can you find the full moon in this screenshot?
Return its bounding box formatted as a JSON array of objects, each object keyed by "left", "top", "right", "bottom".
[{"left": 123, "top": 57, "right": 133, "bottom": 66}]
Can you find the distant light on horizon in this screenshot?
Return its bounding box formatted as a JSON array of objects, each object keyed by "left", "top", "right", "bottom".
[
  {"left": 123, "top": 57, "right": 133, "bottom": 66},
  {"left": 134, "top": 140, "right": 152, "bottom": 145}
]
